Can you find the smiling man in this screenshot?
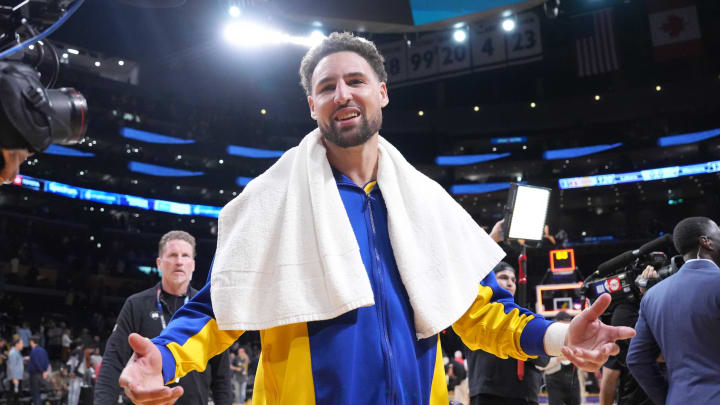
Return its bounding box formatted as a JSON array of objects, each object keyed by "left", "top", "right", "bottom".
[
  {"left": 118, "top": 33, "right": 634, "bottom": 405},
  {"left": 95, "top": 231, "right": 232, "bottom": 405}
]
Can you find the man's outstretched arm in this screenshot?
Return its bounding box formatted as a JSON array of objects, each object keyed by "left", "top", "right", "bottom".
[
  {"left": 119, "top": 282, "right": 243, "bottom": 403},
  {"left": 454, "top": 271, "right": 635, "bottom": 371}
]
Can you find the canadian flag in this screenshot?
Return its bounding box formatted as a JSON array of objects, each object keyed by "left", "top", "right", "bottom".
[{"left": 646, "top": 0, "right": 702, "bottom": 60}]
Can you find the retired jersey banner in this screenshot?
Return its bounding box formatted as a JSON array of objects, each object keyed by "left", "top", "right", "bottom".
[
  {"left": 379, "top": 11, "right": 542, "bottom": 87},
  {"left": 646, "top": 0, "right": 702, "bottom": 60}
]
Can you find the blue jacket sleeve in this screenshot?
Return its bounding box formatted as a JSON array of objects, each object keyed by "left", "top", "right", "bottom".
[
  {"left": 151, "top": 281, "right": 243, "bottom": 384},
  {"left": 626, "top": 306, "right": 667, "bottom": 405},
  {"left": 453, "top": 270, "right": 553, "bottom": 359}
]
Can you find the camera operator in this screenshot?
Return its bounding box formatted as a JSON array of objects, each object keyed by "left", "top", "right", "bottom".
[
  {"left": 598, "top": 265, "right": 656, "bottom": 405},
  {"left": 627, "top": 217, "right": 720, "bottom": 405}
]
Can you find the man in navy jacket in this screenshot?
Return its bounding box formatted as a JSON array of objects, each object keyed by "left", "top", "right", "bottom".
[
  {"left": 627, "top": 216, "right": 720, "bottom": 405},
  {"left": 28, "top": 335, "right": 49, "bottom": 405}
]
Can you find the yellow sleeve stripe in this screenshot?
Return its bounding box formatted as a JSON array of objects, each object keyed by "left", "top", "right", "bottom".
[
  {"left": 165, "top": 318, "right": 243, "bottom": 380},
  {"left": 452, "top": 285, "right": 535, "bottom": 361}
]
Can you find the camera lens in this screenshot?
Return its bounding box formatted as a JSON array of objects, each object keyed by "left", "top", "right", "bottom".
[{"left": 46, "top": 87, "right": 88, "bottom": 145}]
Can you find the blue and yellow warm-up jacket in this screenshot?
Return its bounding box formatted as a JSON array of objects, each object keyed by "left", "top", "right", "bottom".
[{"left": 152, "top": 171, "right": 553, "bottom": 405}]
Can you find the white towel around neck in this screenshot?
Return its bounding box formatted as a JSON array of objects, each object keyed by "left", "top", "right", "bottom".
[{"left": 210, "top": 129, "right": 505, "bottom": 339}]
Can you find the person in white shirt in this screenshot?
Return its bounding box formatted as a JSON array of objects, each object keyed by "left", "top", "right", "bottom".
[{"left": 61, "top": 328, "right": 72, "bottom": 361}]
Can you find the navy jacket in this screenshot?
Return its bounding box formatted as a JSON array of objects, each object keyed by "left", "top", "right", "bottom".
[
  {"left": 627, "top": 259, "right": 720, "bottom": 405},
  {"left": 28, "top": 345, "right": 49, "bottom": 374}
]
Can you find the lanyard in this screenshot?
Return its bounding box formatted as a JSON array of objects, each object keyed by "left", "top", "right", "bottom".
[{"left": 156, "top": 288, "right": 189, "bottom": 330}]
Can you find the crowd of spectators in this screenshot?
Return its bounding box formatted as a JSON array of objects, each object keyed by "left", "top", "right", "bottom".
[{"left": 0, "top": 315, "right": 262, "bottom": 404}]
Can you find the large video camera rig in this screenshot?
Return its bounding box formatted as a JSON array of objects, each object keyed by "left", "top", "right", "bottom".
[
  {"left": 580, "top": 234, "right": 684, "bottom": 310},
  {"left": 0, "top": 0, "right": 87, "bottom": 166}
]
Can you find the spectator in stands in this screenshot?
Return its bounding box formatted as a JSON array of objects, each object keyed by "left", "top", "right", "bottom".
[
  {"left": 6, "top": 338, "right": 23, "bottom": 405},
  {"left": 61, "top": 328, "right": 72, "bottom": 362},
  {"left": 16, "top": 322, "right": 30, "bottom": 354},
  {"left": 446, "top": 353, "right": 467, "bottom": 399},
  {"left": 48, "top": 365, "right": 69, "bottom": 404},
  {"left": 46, "top": 321, "right": 63, "bottom": 359},
  {"left": 230, "top": 347, "right": 249, "bottom": 405},
  {"left": 627, "top": 217, "right": 720, "bottom": 404},
  {"left": 95, "top": 230, "right": 232, "bottom": 405},
  {"left": 451, "top": 350, "right": 470, "bottom": 404},
  {"left": 466, "top": 261, "right": 550, "bottom": 405},
  {"left": 78, "top": 328, "right": 93, "bottom": 349},
  {"left": 0, "top": 336, "right": 7, "bottom": 369},
  {"left": 66, "top": 342, "right": 85, "bottom": 405},
  {"left": 537, "top": 311, "right": 581, "bottom": 405},
  {"left": 28, "top": 335, "right": 49, "bottom": 405}
]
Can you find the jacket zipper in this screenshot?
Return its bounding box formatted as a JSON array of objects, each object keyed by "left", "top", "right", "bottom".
[{"left": 366, "top": 192, "right": 396, "bottom": 404}]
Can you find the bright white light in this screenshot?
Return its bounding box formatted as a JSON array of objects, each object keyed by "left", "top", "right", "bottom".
[
  {"left": 67, "top": 48, "right": 79, "bottom": 55},
  {"left": 507, "top": 185, "right": 550, "bottom": 240},
  {"left": 453, "top": 29, "right": 467, "bottom": 43},
  {"left": 502, "top": 18, "right": 516, "bottom": 32},
  {"left": 224, "top": 21, "right": 283, "bottom": 47},
  {"left": 308, "top": 30, "right": 326, "bottom": 46},
  {"left": 29, "top": 45, "right": 35, "bottom": 50},
  {"left": 229, "top": 5, "right": 241, "bottom": 17},
  {"left": 118, "top": 60, "right": 125, "bottom": 66},
  {"left": 223, "top": 21, "right": 326, "bottom": 48},
  {"left": 62, "top": 53, "right": 68, "bottom": 59},
  {"left": 501, "top": 9, "right": 513, "bottom": 18},
  {"left": 453, "top": 22, "right": 465, "bottom": 29},
  {"left": 94, "top": 61, "right": 101, "bottom": 67}
]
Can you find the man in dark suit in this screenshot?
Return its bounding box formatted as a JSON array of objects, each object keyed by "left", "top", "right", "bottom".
[{"left": 627, "top": 216, "right": 720, "bottom": 405}]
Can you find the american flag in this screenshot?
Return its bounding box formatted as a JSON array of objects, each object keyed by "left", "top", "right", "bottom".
[{"left": 573, "top": 8, "right": 620, "bottom": 77}]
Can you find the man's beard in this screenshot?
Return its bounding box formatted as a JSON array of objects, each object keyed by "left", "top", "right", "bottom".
[{"left": 319, "top": 111, "right": 382, "bottom": 148}]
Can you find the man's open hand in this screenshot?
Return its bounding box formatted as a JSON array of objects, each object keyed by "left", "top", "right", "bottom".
[
  {"left": 561, "top": 294, "right": 636, "bottom": 371},
  {"left": 118, "top": 333, "right": 183, "bottom": 404}
]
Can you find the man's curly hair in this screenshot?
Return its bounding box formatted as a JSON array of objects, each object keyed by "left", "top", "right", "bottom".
[{"left": 299, "top": 32, "right": 387, "bottom": 96}]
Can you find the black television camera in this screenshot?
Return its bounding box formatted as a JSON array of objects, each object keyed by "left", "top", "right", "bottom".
[
  {"left": 0, "top": 0, "right": 87, "bottom": 173},
  {"left": 580, "top": 234, "right": 684, "bottom": 310}
]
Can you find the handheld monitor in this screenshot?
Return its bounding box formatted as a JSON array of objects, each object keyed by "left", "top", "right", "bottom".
[{"left": 502, "top": 183, "right": 551, "bottom": 241}]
